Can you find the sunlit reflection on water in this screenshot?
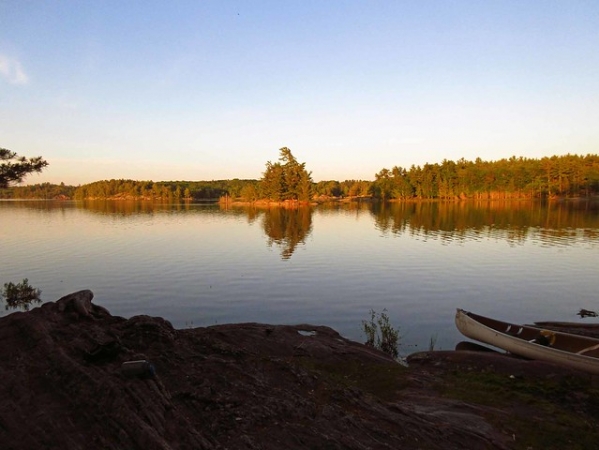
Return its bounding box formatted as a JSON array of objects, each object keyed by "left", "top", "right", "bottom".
[{"left": 1, "top": 199, "right": 598, "bottom": 353}]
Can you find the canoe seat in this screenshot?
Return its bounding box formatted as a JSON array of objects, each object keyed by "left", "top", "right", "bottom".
[
  {"left": 504, "top": 325, "right": 523, "bottom": 336},
  {"left": 576, "top": 343, "right": 599, "bottom": 355}
]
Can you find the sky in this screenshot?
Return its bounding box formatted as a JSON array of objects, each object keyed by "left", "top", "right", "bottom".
[{"left": 1, "top": 1, "right": 598, "bottom": 185}]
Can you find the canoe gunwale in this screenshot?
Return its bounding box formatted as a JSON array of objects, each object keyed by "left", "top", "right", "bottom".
[{"left": 455, "top": 308, "right": 599, "bottom": 375}]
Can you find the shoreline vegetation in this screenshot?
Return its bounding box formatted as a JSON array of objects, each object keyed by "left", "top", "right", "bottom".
[{"left": 1, "top": 152, "right": 598, "bottom": 202}]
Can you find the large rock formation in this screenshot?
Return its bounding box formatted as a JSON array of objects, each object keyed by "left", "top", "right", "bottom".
[{"left": 1, "top": 291, "right": 598, "bottom": 449}]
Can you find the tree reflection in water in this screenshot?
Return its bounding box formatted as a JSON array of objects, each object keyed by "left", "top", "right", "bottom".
[
  {"left": 261, "top": 206, "right": 313, "bottom": 259},
  {"left": 370, "top": 199, "right": 599, "bottom": 245}
]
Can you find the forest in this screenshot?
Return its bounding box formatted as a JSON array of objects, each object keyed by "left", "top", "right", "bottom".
[
  {"left": 1, "top": 153, "right": 598, "bottom": 201},
  {"left": 370, "top": 153, "right": 599, "bottom": 200}
]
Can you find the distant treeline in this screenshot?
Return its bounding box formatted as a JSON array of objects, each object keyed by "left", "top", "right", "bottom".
[
  {"left": 0, "top": 178, "right": 371, "bottom": 201},
  {"left": 71, "top": 178, "right": 371, "bottom": 201},
  {"left": 369, "top": 154, "right": 599, "bottom": 200},
  {"left": 0, "top": 182, "right": 76, "bottom": 200},
  {"left": 319, "top": 153, "right": 599, "bottom": 200},
  {"left": 72, "top": 179, "right": 257, "bottom": 201},
  {"left": 1, "top": 153, "right": 598, "bottom": 201}
]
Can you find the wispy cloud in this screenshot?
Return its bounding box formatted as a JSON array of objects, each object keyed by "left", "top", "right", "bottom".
[{"left": 0, "top": 54, "right": 29, "bottom": 85}]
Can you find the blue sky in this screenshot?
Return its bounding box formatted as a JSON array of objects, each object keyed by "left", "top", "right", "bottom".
[{"left": 1, "top": 1, "right": 598, "bottom": 184}]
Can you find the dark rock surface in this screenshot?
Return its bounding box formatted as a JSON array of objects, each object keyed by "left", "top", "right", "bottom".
[{"left": 1, "top": 292, "right": 598, "bottom": 449}]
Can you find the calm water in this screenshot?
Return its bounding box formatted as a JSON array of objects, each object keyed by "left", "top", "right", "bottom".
[{"left": 1, "top": 199, "right": 599, "bottom": 354}]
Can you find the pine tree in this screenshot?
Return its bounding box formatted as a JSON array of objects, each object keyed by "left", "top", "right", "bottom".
[{"left": 0, "top": 148, "right": 48, "bottom": 188}]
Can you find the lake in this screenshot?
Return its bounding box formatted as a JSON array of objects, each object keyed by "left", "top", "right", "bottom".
[{"left": 1, "top": 199, "right": 599, "bottom": 354}]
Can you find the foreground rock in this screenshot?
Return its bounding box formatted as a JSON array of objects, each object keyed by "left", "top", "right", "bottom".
[{"left": 1, "top": 292, "right": 599, "bottom": 449}]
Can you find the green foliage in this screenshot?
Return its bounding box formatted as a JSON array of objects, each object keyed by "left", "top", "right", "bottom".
[
  {"left": 3, "top": 151, "right": 598, "bottom": 202},
  {"left": 313, "top": 180, "right": 342, "bottom": 197},
  {"left": 362, "top": 309, "right": 400, "bottom": 359},
  {"left": 260, "top": 162, "right": 285, "bottom": 201},
  {"left": 371, "top": 153, "right": 599, "bottom": 200},
  {"left": 70, "top": 179, "right": 258, "bottom": 201},
  {"left": 0, "top": 182, "right": 75, "bottom": 200},
  {"left": 2, "top": 278, "right": 42, "bottom": 311},
  {"left": 240, "top": 183, "right": 259, "bottom": 202},
  {"left": 0, "top": 148, "right": 48, "bottom": 189},
  {"left": 260, "top": 147, "right": 313, "bottom": 201},
  {"left": 313, "top": 179, "right": 372, "bottom": 198}
]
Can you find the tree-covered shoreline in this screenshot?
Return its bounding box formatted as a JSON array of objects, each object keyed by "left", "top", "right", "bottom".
[
  {"left": 372, "top": 153, "right": 599, "bottom": 200},
  {"left": 1, "top": 153, "right": 598, "bottom": 201}
]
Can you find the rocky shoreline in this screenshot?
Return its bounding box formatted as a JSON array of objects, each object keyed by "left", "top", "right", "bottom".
[{"left": 1, "top": 290, "right": 599, "bottom": 449}]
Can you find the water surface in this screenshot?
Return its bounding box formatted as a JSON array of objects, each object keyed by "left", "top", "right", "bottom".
[{"left": 1, "top": 199, "right": 598, "bottom": 353}]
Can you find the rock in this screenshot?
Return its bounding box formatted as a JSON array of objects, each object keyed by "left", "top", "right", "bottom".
[
  {"left": 56, "top": 289, "right": 94, "bottom": 316},
  {"left": 1, "top": 291, "right": 598, "bottom": 449},
  {"left": 56, "top": 289, "right": 109, "bottom": 318}
]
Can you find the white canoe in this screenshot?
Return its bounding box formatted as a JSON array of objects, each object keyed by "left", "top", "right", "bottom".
[{"left": 455, "top": 309, "right": 599, "bottom": 375}]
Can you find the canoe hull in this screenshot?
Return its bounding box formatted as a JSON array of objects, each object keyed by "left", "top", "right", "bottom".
[{"left": 455, "top": 309, "right": 599, "bottom": 375}]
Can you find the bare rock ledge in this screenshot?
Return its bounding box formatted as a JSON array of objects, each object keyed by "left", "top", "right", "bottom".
[{"left": 1, "top": 291, "right": 598, "bottom": 449}]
